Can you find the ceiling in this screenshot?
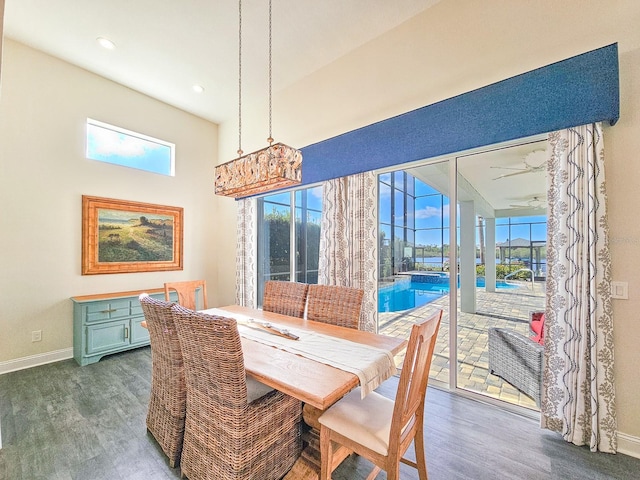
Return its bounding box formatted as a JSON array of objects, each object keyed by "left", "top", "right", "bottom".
[
  {"left": 4, "top": 0, "right": 546, "bottom": 213},
  {"left": 407, "top": 138, "right": 548, "bottom": 218},
  {"left": 3, "top": 0, "right": 442, "bottom": 124},
  {"left": 456, "top": 141, "right": 548, "bottom": 217}
]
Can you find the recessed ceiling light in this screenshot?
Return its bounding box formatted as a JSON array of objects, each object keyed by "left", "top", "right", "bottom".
[
  {"left": 97, "top": 37, "right": 116, "bottom": 50},
  {"left": 192, "top": 85, "right": 205, "bottom": 94}
]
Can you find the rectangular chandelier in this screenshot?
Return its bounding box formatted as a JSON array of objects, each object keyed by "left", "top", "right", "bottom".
[{"left": 214, "top": 143, "right": 302, "bottom": 198}]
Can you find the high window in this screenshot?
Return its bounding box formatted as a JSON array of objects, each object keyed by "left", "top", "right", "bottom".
[
  {"left": 86, "top": 118, "right": 175, "bottom": 176},
  {"left": 257, "top": 186, "right": 322, "bottom": 304}
]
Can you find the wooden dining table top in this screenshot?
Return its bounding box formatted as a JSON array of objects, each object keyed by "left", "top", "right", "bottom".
[{"left": 213, "top": 304, "right": 407, "bottom": 410}]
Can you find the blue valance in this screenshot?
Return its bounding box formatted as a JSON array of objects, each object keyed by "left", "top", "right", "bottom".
[{"left": 299, "top": 43, "right": 619, "bottom": 186}]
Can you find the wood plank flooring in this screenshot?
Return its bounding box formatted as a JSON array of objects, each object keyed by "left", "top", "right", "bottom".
[{"left": 0, "top": 347, "right": 638, "bottom": 479}]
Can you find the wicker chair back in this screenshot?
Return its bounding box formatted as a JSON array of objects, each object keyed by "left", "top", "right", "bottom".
[
  {"left": 139, "top": 294, "right": 186, "bottom": 468},
  {"left": 263, "top": 280, "right": 309, "bottom": 318},
  {"left": 171, "top": 304, "right": 302, "bottom": 480},
  {"left": 307, "top": 284, "right": 364, "bottom": 329}
]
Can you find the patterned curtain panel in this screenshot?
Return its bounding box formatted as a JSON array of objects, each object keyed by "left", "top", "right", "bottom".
[
  {"left": 542, "top": 123, "right": 617, "bottom": 453},
  {"left": 318, "top": 177, "right": 350, "bottom": 285},
  {"left": 236, "top": 198, "right": 257, "bottom": 308},
  {"left": 319, "top": 172, "right": 378, "bottom": 332}
]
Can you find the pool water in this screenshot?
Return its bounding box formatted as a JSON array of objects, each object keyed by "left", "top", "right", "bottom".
[{"left": 378, "top": 277, "right": 518, "bottom": 312}]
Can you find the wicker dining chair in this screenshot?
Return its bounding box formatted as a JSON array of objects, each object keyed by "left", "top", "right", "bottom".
[
  {"left": 171, "top": 304, "right": 303, "bottom": 480},
  {"left": 262, "top": 280, "right": 309, "bottom": 318},
  {"left": 318, "top": 310, "right": 442, "bottom": 480},
  {"left": 139, "top": 294, "right": 186, "bottom": 468},
  {"left": 164, "top": 280, "right": 208, "bottom": 310},
  {"left": 306, "top": 284, "right": 364, "bottom": 329}
]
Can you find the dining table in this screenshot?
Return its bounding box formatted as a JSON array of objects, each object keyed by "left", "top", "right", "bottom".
[{"left": 205, "top": 304, "right": 407, "bottom": 480}]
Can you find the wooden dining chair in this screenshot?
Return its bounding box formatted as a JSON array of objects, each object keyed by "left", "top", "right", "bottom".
[
  {"left": 318, "top": 310, "right": 443, "bottom": 480},
  {"left": 306, "top": 284, "right": 364, "bottom": 329},
  {"left": 262, "top": 280, "right": 309, "bottom": 318},
  {"left": 164, "top": 280, "right": 207, "bottom": 310},
  {"left": 139, "top": 294, "right": 186, "bottom": 468},
  {"left": 171, "top": 303, "right": 302, "bottom": 480}
]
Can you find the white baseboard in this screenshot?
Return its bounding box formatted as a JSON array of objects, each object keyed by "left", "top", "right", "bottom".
[
  {"left": 618, "top": 431, "right": 640, "bottom": 459},
  {"left": 0, "top": 348, "right": 73, "bottom": 375}
]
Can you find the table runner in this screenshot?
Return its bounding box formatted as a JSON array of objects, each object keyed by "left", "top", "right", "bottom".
[{"left": 202, "top": 308, "right": 397, "bottom": 397}]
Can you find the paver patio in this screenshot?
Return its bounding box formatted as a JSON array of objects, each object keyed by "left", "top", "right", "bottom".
[{"left": 379, "top": 278, "right": 546, "bottom": 410}]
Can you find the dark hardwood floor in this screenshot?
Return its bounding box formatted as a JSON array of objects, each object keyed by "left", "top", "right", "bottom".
[{"left": 1, "top": 347, "right": 638, "bottom": 479}]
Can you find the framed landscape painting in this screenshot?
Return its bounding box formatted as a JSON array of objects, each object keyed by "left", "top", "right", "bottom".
[{"left": 82, "top": 196, "right": 183, "bottom": 275}]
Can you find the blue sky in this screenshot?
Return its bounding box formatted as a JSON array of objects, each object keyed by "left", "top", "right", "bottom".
[
  {"left": 86, "top": 121, "right": 173, "bottom": 175},
  {"left": 380, "top": 175, "right": 546, "bottom": 246}
]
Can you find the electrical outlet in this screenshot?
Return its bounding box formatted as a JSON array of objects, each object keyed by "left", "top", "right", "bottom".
[
  {"left": 611, "top": 281, "right": 629, "bottom": 300},
  {"left": 31, "top": 330, "right": 42, "bottom": 342}
]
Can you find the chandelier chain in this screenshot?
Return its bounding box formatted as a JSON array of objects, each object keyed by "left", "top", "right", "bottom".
[
  {"left": 237, "top": 0, "right": 243, "bottom": 156},
  {"left": 268, "top": 0, "right": 273, "bottom": 145}
]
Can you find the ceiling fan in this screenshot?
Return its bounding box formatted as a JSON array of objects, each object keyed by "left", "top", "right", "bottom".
[
  {"left": 491, "top": 149, "right": 547, "bottom": 180},
  {"left": 508, "top": 195, "right": 546, "bottom": 209}
]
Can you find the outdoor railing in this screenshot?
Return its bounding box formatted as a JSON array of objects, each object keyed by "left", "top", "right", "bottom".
[{"left": 505, "top": 268, "right": 535, "bottom": 288}]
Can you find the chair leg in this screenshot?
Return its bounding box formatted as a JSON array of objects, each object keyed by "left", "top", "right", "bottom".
[
  {"left": 386, "top": 463, "right": 400, "bottom": 480},
  {"left": 414, "top": 429, "right": 429, "bottom": 480},
  {"left": 320, "top": 427, "right": 332, "bottom": 480}
]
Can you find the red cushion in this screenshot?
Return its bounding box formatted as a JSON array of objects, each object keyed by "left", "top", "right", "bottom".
[{"left": 530, "top": 312, "right": 545, "bottom": 345}]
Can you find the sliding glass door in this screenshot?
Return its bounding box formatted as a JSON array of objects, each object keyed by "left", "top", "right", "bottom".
[
  {"left": 377, "top": 137, "right": 547, "bottom": 410},
  {"left": 455, "top": 141, "right": 547, "bottom": 409},
  {"left": 378, "top": 161, "right": 451, "bottom": 388}
]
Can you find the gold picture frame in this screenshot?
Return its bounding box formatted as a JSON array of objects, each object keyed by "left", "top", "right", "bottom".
[{"left": 82, "top": 195, "right": 183, "bottom": 275}]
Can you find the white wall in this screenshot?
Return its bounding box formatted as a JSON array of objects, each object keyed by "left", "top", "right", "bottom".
[
  {"left": 217, "top": 0, "right": 640, "bottom": 452},
  {"left": 0, "top": 39, "right": 219, "bottom": 365}
]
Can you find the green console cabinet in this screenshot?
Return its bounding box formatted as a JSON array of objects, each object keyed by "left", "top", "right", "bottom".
[{"left": 72, "top": 288, "right": 176, "bottom": 366}]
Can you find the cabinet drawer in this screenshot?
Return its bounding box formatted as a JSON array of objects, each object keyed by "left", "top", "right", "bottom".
[
  {"left": 130, "top": 292, "right": 168, "bottom": 316},
  {"left": 85, "top": 299, "right": 131, "bottom": 322},
  {"left": 86, "top": 320, "right": 129, "bottom": 354}
]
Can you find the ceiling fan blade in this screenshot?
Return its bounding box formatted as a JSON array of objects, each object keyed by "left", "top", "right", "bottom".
[
  {"left": 489, "top": 166, "right": 528, "bottom": 171},
  {"left": 492, "top": 170, "right": 532, "bottom": 180},
  {"left": 509, "top": 197, "right": 546, "bottom": 208}
]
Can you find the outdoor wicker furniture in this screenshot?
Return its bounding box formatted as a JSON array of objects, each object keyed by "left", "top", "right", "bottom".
[
  {"left": 307, "top": 284, "right": 364, "bottom": 329},
  {"left": 139, "top": 294, "right": 186, "bottom": 468},
  {"left": 488, "top": 327, "right": 544, "bottom": 406},
  {"left": 164, "top": 280, "right": 208, "bottom": 310},
  {"left": 171, "top": 304, "right": 302, "bottom": 480},
  {"left": 262, "top": 280, "right": 309, "bottom": 318}
]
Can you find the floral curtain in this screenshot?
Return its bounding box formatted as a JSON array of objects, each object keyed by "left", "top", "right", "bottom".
[
  {"left": 236, "top": 197, "right": 257, "bottom": 308},
  {"left": 542, "top": 123, "right": 617, "bottom": 453},
  {"left": 318, "top": 171, "right": 378, "bottom": 332}
]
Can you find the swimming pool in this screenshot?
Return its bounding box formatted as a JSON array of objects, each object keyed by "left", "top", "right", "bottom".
[{"left": 378, "top": 276, "right": 519, "bottom": 312}]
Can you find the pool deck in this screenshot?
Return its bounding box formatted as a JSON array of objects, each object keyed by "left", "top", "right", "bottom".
[{"left": 379, "top": 277, "right": 546, "bottom": 410}]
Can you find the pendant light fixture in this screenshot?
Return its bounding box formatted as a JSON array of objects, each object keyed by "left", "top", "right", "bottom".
[{"left": 215, "top": 0, "right": 302, "bottom": 198}]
